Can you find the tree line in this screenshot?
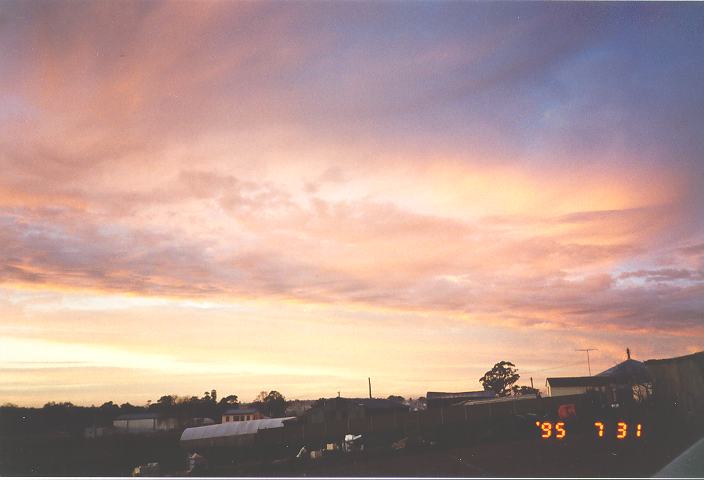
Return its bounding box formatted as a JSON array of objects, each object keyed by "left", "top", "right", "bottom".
[{"left": 0, "top": 389, "right": 288, "bottom": 435}]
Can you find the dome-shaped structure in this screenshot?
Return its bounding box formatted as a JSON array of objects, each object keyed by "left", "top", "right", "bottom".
[{"left": 597, "top": 349, "right": 651, "bottom": 384}]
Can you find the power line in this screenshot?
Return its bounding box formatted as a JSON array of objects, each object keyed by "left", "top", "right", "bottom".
[{"left": 521, "top": 360, "right": 585, "bottom": 375}]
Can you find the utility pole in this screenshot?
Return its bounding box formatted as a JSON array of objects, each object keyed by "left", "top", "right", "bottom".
[
  {"left": 530, "top": 377, "right": 534, "bottom": 389},
  {"left": 576, "top": 348, "right": 598, "bottom": 376},
  {"left": 368, "top": 377, "right": 372, "bottom": 399}
]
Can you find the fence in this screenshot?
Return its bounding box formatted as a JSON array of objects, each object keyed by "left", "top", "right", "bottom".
[{"left": 269, "top": 394, "right": 590, "bottom": 448}]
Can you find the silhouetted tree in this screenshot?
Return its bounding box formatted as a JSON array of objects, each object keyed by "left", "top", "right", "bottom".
[
  {"left": 252, "top": 390, "right": 287, "bottom": 418},
  {"left": 218, "top": 394, "right": 239, "bottom": 406},
  {"left": 512, "top": 385, "right": 540, "bottom": 396},
  {"left": 480, "top": 361, "right": 520, "bottom": 397},
  {"left": 387, "top": 395, "right": 406, "bottom": 404}
]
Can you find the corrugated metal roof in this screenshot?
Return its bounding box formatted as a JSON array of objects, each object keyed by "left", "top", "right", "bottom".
[{"left": 180, "top": 417, "right": 294, "bottom": 442}]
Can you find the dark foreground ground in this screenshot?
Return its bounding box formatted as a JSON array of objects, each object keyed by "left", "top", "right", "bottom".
[
  {"left": 2, "top": 426, "right": 698, "bottom": 477},
  {"left": 212, "top": 431, "right": 698, "bottom": 477}
]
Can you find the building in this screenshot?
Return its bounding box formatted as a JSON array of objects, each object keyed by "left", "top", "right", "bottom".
[
  {"left": 113, "top": 412, "right": 181, "bottom": 433},
  {"left": 645, "top": 350, "right": 704, "bottom": 420},
  {"left": 545, "top": 376, "right": 613, "bottom": 398},
  {"left": 291, "top": 397, "right": 408, "bottom": 425},
  {"left": 426, "top": 390, "right": 496, "bottom": 409},
  {"left": 547, "top": 349, "right": 652, "bottom": 405},
  {"left": 181, "top": 417, "right": 294, "bottom": 449},
  {"left": 221, "top": 407, "right": 266, "bottom": 423}
]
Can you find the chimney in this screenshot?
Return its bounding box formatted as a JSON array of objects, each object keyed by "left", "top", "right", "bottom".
[{"left": 626, "top": 347, "right": 631, "bottom": 360}]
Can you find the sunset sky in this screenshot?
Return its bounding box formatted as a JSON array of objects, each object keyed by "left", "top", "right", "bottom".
[{"left": 1, "top": 1, "right": 703, "bottom": 407}]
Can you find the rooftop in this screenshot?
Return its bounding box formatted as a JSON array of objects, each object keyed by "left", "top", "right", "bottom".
[
  {"left": 459, "top": 394, "right": 538, "bottom": 406},
  {"left": 597, "top": 358, "right": 651, "bottom": 383},
  {"left": 427, "top": 391, "right": 496, "bottom": 400},
  {"left": 645, "top": 350, "right": 704, "bottom": 365},
  {"left": 223, "top": 407, "right": 259, "bottom": 415},
  {"left": 546, "top": 376, "right": 614, "bottom": 388}
]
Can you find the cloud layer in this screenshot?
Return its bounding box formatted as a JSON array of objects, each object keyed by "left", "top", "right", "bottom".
[{"left": 1, "top": 1, "right": 703, "bottom": 405}]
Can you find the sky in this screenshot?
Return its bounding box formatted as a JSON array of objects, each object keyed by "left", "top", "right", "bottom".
[{"left": 1, "top": 1, "right": 703, "bottom": 407}]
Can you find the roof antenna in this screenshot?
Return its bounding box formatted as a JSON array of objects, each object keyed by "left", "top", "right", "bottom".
[
  {"left": 627, "top": 347, "right": 631, "bottom": 360},
  {"left": 576, "top": 348, "right": 598, "bottom": 376}
]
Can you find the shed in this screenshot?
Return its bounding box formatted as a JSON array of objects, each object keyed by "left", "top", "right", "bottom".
[
  {"left": 113, "top": 412, "right": 180, "bottom": 433},
  {"left": 180, "top": 417, "right": 294, "bottom": 449}
]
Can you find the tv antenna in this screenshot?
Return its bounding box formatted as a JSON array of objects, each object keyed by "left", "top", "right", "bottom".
[{"left": 576, "top": 348, "right": 598, "bottom": 376}]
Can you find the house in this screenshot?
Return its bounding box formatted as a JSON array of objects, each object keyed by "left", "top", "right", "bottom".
[
  {"left": 545, "top": 376, "right": 613, "bottom": 398},
  {"left": 221, "top": 407, "right": 266, "bottom": 423},
  {"left": 426, "top": 390, "right": 496, "bottom": 409},
  {"left": 113, "top": 412, "right": 180, "bottom": 433},
  {"left": 291, "top": 397, "right": 408, "bottom": 425},
  {"left": 547, "top": 349, "right": 652, "bottom": 405}
]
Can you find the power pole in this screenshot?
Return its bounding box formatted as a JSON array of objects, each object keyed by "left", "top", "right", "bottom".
[
  {"left": 530, "top": 377, "right": 534, "bottom": 389},
  {"left": 368, "top": 377, "right": 372, "bottom": 399},
  {"left": 576, "top": 348, "right": 598, "bottom": 376}
]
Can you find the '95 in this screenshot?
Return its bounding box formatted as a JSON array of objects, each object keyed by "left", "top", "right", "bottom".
[{"left": 536, "top": 421, "right": 643, "bottom": 439}]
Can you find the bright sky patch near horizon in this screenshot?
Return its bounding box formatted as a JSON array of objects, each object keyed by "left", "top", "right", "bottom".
[{"left": 1, "top": 1, "right": 703, "bottom": 407}]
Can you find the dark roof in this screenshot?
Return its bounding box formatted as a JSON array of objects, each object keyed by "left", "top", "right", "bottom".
[
  {"left": 546, "top": 376, "right": 613, "bottom": 388},
  {"left": 645, "top": 350, "right": 704, "bottom": 365},
  {"left": 427, "top": 391, "right": 495, "bottom": 400},
  {"left": 115, "top": 412, "right": 168, "bottom": 420},
  {"left": 310, "top": 397, "right": 407, "bottom": 411},
  {"left": 352, "top": 398, "right": 407, "bottom": 410},
  {"left": 597, "top": 358, "right": 651, "bottom": 383},
  {"left": 460, "top": 394, "right": 538, "bottom": 406},
  {"left": 223, "top": 407, "right": 259, "bottom": 415}
]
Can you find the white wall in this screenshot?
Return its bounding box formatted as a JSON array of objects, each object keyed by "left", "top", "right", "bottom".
[
  {"left": 547, "top": 385, "right": 588, "bottom": 397},
  {"left": 113, "top": 418, "right": 156, "bottom": 432}
]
